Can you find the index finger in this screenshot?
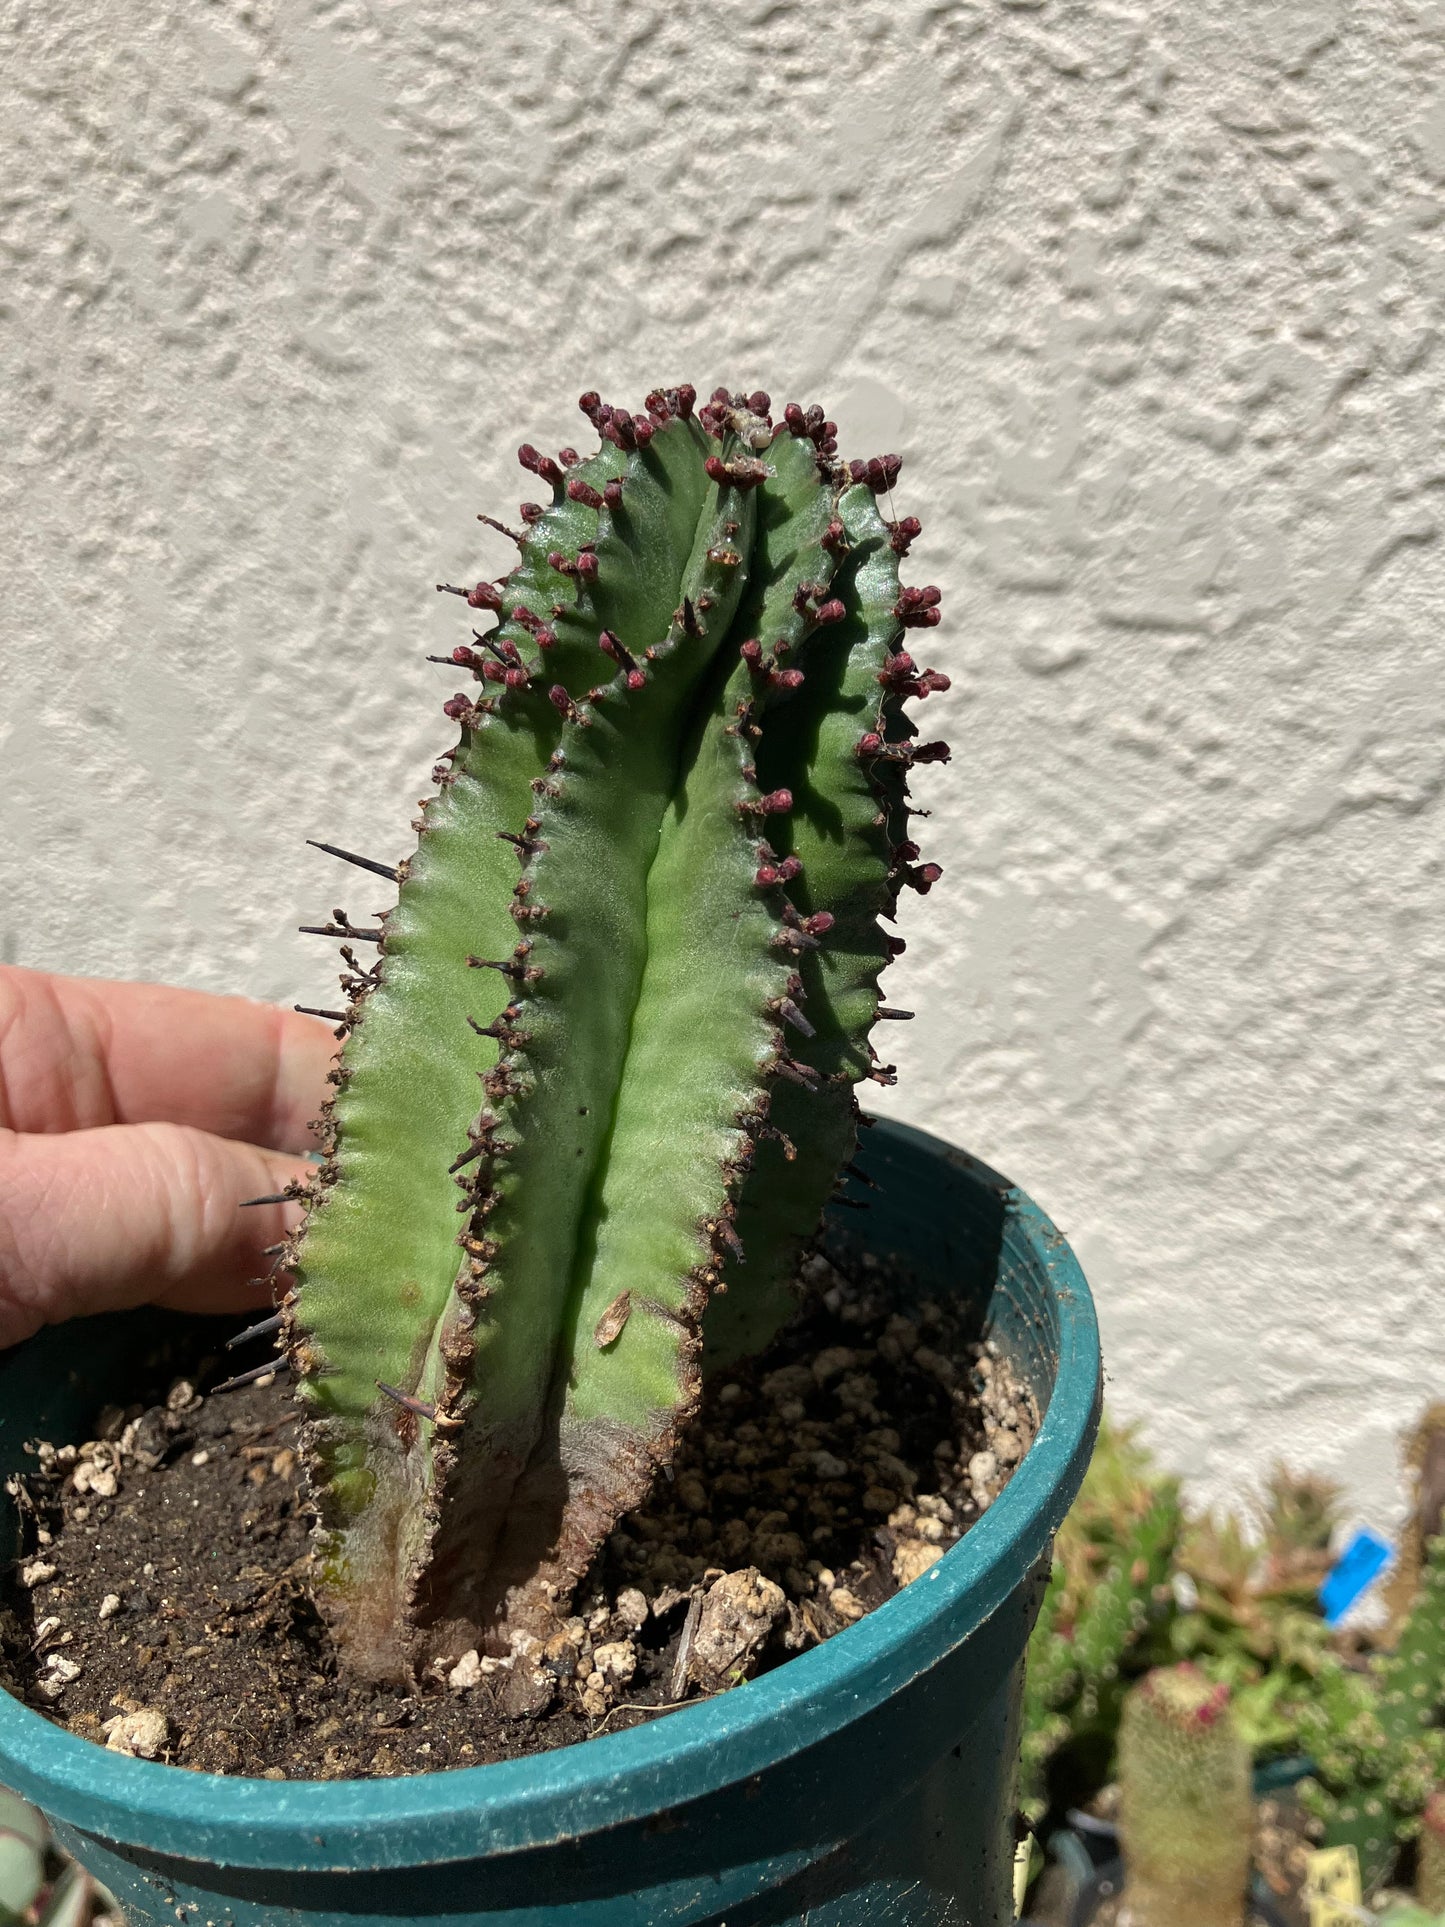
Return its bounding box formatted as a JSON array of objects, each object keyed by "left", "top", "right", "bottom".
[{"left": 0, "top": 966, "right": 338, "bottom": 1153}]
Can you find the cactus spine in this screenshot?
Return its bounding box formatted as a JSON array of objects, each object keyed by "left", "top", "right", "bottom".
[
  {"left": 1116, "top": 1665, "right": 1253, "bottom": 1927},
  {"left": 278, "top": 388, "right": 949, "bottom": 1679}
]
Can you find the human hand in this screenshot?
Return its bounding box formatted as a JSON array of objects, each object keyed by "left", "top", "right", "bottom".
[{"left": 0, "top": 966, "right": 337, "bottom": 1349}]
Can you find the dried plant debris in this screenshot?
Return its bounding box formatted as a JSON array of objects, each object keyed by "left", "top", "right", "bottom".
[{"left": 2, "top": 1255, "right": 1035, "bottom": 1778}]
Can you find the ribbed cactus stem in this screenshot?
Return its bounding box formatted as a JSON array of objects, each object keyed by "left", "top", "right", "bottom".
[
  {"left": 1117, "top": 1665, "right": 1252, "bottom": 1927},
  {"left": 278, "top": 386, "right": 950, "bottom": 1679}
]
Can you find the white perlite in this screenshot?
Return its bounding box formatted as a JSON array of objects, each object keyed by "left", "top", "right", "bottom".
[
  {"left": 103, "top": 1708, "right": 169, "bottom": 1759},
  {"left": 3, "top": 2, "right": 1442, "bottom": 1525}
]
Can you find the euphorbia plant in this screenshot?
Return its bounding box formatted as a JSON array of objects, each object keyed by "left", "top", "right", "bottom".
[{"left": 257, "top": 386, "right": 949, "bottom": 1681}]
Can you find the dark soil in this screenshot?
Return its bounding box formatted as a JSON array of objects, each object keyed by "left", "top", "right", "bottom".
[{"left": 2, "top": 1251, "right": 1036, "bottom": 1779}]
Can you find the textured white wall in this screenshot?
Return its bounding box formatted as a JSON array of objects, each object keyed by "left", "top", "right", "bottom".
[{"left": 3, "top": 0, "right": 1442, "bottom": 1526}]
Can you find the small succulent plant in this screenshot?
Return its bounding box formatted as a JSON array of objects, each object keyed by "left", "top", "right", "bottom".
[
  {"left": 1170, "top": 1463, "right": 1342, "bottom": 1753},
  {"left": 1116, "top": 1665, "right": 1253, "bottom": 1927},
  {"left": 0, "top": 1791, "right": 109, "bottom": 1927},
  {"left": 255, "top": 386, "right": 949, "bottom": 1679},
  {"left": 1300, "top": 1537, "right": 1445, "bottom": 1891},
  {"left": 1020, "top": 1416, "right": 1181, "bottom": 1821}
]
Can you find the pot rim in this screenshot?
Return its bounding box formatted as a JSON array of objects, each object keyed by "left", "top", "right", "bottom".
[{"left": 0, "top": 1118, "right": 1101, "bottom": 1869}]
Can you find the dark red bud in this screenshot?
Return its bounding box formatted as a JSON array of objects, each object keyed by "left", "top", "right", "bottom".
[
  {"left": 784, "top": 402, "right": 807, "bottom": 436},
  {"left": 919, "top": 669, "right": 951, "bottom": 693},
  {"left": 885, "top": 934, "right": 907, "bottom": 956},
  {"left": 482, "top": 660, "right": 506, "bottom": 683},
  {"left": 548, "top": 684, "right": 573, "bottom": 716},
  {"left": 443, "top": 694, "right": 473, "bottom": 719},
  {"left": 911, "top": 741, "right": 952, "bottom": 764},
  {"left": 578, "top": 391, "right": 604, "bottom": 423},
  {"left": 534, "top": 625, "right": 557, "bottom": 651},
  {"left": 503, "top": 667, "right": 530, "bottom": 689},
  {"left": 813, "top": 599, "right": 846, "bottom": 626},
  {"left": 558, "top": 447, "right": 579, "bottom": 468},
  {"left": 603, "top": 480, "right": 624, "bottom": 509},
  {"left": 857, "top": 732, "right": 884, "bottom": 758},
  {"left": 466, "top": 581, "right": 503, "bottom": 610},
  {"left": 890, "top": 516, "right": 922, "bottom": 555},
  {"left": 567, "top": 478, "right": 605, "bottom": 510},
  {"left": 705, "top": 455, "right": 769, "bottom": 490},
  {"left": 771, "top": 667, "right": 805, "bottom": 689},
  {"left": 575, "top": 549, "right": 600, "bottom": 580},
  {"left": 912, "top": 863, "right": 943, "bottom": 893},
  {"left": 626, "top": 669, "right": 646, "bottom": 690},
  {"left": 758, "top": 788, "right": 793, "bottom": 815},
  {"left": 757, "top": 858, "right": 803, "bottom": 886},
  {"left": 633, "top": 415, "right": 653, "bottom": 446},
  {"left": 850, "top": 454, "right": 902, "bottom": 491},
  {"left": 740, "top": 638, "right": 764, "bottom": 669},
  {"left": 821, "top": 519, "right": 848, "bottom": 554},
  {"left": 518, "top": 444, "right": 564, "bottom": 488},
  {"left": 748, "top": 390, "right": 771, "bottom": 416},
  {"left": 803, "top": 911, "right": 834, "bottom": 936},
  {"left": 675, "top": 383, "right": 696, "bottom": 419},
  {"left": 895, "top": 840, "right": 921, "bottom": 863},
  {"left": 520, "top": 502, "right": 545, "bottom": 524},
  {"left": 885, "top": 652, "right": 917, "bottom": 676}
]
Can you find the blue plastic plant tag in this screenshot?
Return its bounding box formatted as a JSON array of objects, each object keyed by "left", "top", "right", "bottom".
[{"left": 1319, "top": 1527, "right": 1392, "bottom": 1625}]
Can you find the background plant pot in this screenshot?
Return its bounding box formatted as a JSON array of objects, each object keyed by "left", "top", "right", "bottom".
[{"left": 0, "top": 1117, "right": 1101, "bottom": 1927}]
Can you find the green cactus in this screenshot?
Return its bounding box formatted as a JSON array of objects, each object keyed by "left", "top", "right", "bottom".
[
  {"left": 1116, "top": 1665, "right": 1253, "bottom": 1927},
  {"left": 1020, "top": 1417, "right": 1181, "bottom": 1821},
  {"left": 269, "top": 387, "right": 949, "bottom": 1678},
  {"left": 1300, "top": 1536, "right": 1445, "bottom": 1893}
]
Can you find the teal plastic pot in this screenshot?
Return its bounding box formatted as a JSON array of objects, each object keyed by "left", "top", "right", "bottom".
[{"left": 0, "top": 1118, "right": 1100, "bottom": 1927}]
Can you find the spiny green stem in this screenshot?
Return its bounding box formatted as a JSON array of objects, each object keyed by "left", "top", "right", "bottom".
[{"left": 282, "top": 385, "right": 950, "bottom": 1679}]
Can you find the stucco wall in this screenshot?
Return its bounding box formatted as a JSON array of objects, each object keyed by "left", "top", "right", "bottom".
[{"left": 3, "top": 0, "right": 1442, "bottom": 1526}]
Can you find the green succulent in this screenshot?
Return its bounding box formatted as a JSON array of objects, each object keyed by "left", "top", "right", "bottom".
[
  {"left": 269, "top": 386, "right": 949, "bottom": 1679},
  {"left": 1300, "top": 1538, "right": 1445, "bottom": 1892},
  {"left": 0, "top": 1793, "right": 109, "bottom": 1927},
  {"left": 1116, "top": 1665, "right": 1253, "bottom": 1927}
]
